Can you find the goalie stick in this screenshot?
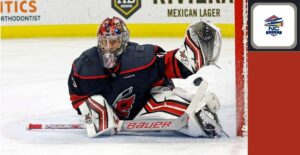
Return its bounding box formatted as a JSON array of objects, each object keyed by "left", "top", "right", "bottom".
[
  {"left": 27, "top": 113, "right": 189, "bottom": 131},
  {"left": 27, "top": 123, "right": 85, "bottom": 129}
]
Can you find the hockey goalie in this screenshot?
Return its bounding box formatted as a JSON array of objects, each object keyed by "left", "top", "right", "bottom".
[{"left": 68, "top": 16, "right": 225, "bottom": 138}]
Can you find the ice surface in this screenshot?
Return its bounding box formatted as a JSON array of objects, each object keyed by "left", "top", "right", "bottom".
[{"left": 0, "top": 38, "right": 247, "bottom": 155}]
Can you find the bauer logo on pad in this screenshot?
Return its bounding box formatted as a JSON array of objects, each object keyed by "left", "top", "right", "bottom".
[{"left": 251, "top": 3, "right": 297, "bottom": 49}]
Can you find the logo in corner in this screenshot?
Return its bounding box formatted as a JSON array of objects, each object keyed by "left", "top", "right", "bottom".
[
  {"left": 111, "top": 0, "right": 141, "bottom": 19},
  {"left": 265, "top": 15, "right": 283, "bottom": 37}
]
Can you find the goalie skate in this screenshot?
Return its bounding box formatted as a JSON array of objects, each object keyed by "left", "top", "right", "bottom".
[
  {"left": 190, "top": 92, "right": 227, "bottom": 138},
  {"left": 196, "top": 105, "right": 220, "bottom": 138},
  {"left": 196, "top": 103, "right": 229, "bottom": 138}
]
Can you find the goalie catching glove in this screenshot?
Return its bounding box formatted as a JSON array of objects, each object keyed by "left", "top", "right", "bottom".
[{"left": 175, "top": 20, "right": 222, "bottom": 73}]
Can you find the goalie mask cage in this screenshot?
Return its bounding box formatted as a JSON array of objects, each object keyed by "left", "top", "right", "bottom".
[{"left": 235, "top": 0, "right": 248, "bottom": 137}]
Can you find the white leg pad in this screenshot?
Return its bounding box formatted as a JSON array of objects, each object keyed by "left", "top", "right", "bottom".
[{"left": 79, "top": 95, "right": 119, "bottom": 137}]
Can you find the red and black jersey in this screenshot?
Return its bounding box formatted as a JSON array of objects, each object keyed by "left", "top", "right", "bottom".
[{"left": 68, "top": 42, "right": 192, "bottom": 119}]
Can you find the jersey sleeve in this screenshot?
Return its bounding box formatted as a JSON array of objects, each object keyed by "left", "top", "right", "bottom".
[
  {"left": 149, "top": 46, "right": 194, "bottom": 88},
  {"left": 68, "top": 64, "right": 89, "bottom": 114},
  {"left": 156, "top": 46, "right": 193, "bottom": 79},
  {"left": 163, "top": 47, "right": 193, "bottom": 79}
]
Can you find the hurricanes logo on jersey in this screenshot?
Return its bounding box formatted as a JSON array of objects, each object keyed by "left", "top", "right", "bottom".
[
  {"left": 111, "top": 0, "right": 141, "bottom": 19},
  {"left": 113, "top": 86, "right": 136, "bottom": 119}
]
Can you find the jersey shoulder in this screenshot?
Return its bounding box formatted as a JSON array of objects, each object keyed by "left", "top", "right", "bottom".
[
  {"left": 72, "top": 47, "right": 106, "bottom": 78},
  {"left": 120, "top": 43, "right": 160, "bottom": 72},
  {"left": 72, "top": 43, "right": 165, "bottom": 76}
]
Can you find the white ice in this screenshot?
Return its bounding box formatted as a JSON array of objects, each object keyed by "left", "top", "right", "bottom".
[{"left": 0, "top": 38, "right": 247, "bottom": 155}]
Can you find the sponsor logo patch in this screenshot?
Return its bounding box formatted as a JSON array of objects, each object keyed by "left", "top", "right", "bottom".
[
  {"left": 265, "top": 15, "right": 283, "bottom": 36},
  {"left": 111, "top": 0, "right": 141, "bottom": 19}
]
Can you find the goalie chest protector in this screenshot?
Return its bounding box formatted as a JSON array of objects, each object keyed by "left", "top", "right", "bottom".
[{"left": 71, "top": 43, "right": 160, "bottom": 119}]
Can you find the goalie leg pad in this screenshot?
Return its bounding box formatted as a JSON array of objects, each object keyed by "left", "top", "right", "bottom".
[
  {"left": 195, "top": 92, "right": 220, "bottom": 113},
  {"left": 79, "top": 95, "right": 119, "bottom": 137},
  {"left": 134, "top": 86, "right": 223, "bottom": 138},
  {"left": 135, "top": 86, "right": 190, "bottom": 119},
  {"left": 178, "top": 92, "right": 221, "bottom": 137},
  {"left": 194, "top": 93, "right": 222, "bottom": 138}
]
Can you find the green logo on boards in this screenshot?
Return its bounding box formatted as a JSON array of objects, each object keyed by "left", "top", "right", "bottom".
[{"left": 111, "top": 0, "right": 141, "bottom": 19}]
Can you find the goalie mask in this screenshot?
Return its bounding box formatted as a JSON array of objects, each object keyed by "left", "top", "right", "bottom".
[{"left": 97, "top": 17, "right": 129, "bottom": 69}]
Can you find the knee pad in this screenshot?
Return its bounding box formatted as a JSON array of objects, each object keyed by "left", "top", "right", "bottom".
[{"left": 179, "top": 92, "right": 221, "bottom": 137}]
